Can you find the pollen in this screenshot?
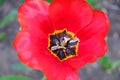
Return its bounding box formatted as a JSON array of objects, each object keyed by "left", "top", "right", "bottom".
[{"left": 48, "top": 29, "right": 79, "bottom": 61}]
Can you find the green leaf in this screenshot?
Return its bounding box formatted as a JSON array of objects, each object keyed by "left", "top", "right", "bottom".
[
  {"left": 0, "top": 0, "right": 4, "bottom": 5},
  {"left": 0, "top": 10, "right": 17, "bottom": 28},
  {"left": 41, "top": 76, "right": 46, "bottom": 80},
  {"left": 46, "top": 0, "right": 52, "bottom": 2},
  {"left": 99, "top": 55, "right": 120, "bottom": 72},
  {"left": 111, "top": 60, "right": 120, "bottom": 70},
  {"left": 87, "top": 0, "right": 101, "bottom": 9},
  {"left": 0, "top": 75, "right": 32, "bottom": 80},
  {"left": 87, "top": 0, "right": 97, "bottom": 5},
  {"left": 11, "top": 63, "right": 30, "bottom": 70},
  {"left": 0, "top": 33, "right": 6, "bottom": 41},
  {"left": 99, "top": 55, "right": 112, "bottom": 71}
]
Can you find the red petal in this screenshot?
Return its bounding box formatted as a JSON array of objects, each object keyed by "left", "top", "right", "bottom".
[
  {"left": 43, "top": 62, "right": 80, "bottom": 80},
  {"left": 18, "top": 48, "right": 57, "bottom": 70},
  {"left": 14, "top": 28, "right": 57, "bottom": 70},
  {"left": 76, "top": 10, "right": 110, "bottom": 42},
  {"left": 49, "top": 0, "right": 93, "bottom": 33},
  {"left": 18, "top": 0, "right": 53, "bottom": 35},
  {"left": 66, "top": 37, "right": 107, "bottom": 69}
]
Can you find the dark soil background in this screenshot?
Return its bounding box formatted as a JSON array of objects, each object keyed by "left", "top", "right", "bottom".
[{"left": 0, "top": 0, "right": 120, "bottom": 80}]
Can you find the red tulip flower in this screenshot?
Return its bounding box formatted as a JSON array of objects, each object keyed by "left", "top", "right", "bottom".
[{"left": 14, "top": 0, "right": 110, "bottom": 80}]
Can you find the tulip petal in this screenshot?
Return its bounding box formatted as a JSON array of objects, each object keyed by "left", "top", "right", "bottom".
[
  {"left": 43, "top": 62, "right": 80, "bottom": 80},
  {"left": 18, "top": 0, "right": 53, "bottom": 36},
  {"left": 14, "top": 28, "right": 57, "bottom": 70},
  {"left": 76, "top": 10, "right": 110, "bottom": 42},
  {"left": 49, "top": 0, "right": 93, "bottom": 34}
]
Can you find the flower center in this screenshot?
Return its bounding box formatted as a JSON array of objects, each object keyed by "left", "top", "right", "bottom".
[{"left": 48, "top": 29, "right": 79, "bottom": 61}]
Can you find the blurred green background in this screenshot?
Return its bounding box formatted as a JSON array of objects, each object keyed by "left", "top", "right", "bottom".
[{"left": 0, "top": 0, "right": 120, "bottom": 80}]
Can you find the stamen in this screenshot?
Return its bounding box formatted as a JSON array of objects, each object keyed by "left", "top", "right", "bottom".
[
  {"left": 68, "top": 37, "right": 79, "bottom": 47},
  {"left": 51, "top": 45, "right": 66, "bottom": 51},
  {"left": 61, "top": 37, "right": 70, "bottom": 46},
  {"left": 63, "top": 37, "right": 71, "bottom": 43},
  {"left": 69, "top": 37, "right": 79, "bottom": 43}
]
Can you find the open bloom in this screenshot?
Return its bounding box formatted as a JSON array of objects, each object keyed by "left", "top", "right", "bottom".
[{"left": 14, "top": 0, "right": 110, "bottom": 80}]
